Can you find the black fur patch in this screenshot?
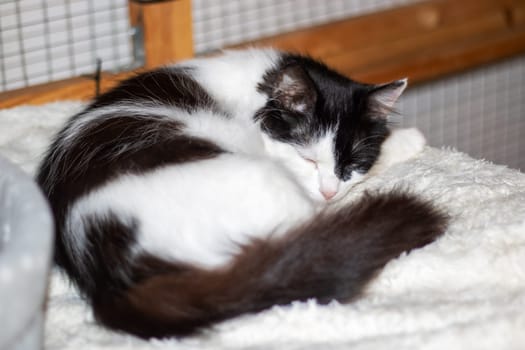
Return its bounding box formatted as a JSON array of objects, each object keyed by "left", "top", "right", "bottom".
[
  {"left": 90, "top": 192, "right": 447, "bottom": 339},
  {"left": 87, "top": 67, "right": 223, "bottom": 114},
  {"left": 37, "top": 68, "right": 225, "bottom": 282},
  {"left": 78, "top": 213, "right": 139, "bottom": 297}
]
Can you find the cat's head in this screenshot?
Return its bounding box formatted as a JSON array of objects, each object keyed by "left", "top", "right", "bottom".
[{"left": 256, "top": 54, "right": 407, "bottom": 202}]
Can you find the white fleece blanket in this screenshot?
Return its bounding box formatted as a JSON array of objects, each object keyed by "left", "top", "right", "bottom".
[{"left": 1, "top": 102, "right": 525, "bottom": 350}]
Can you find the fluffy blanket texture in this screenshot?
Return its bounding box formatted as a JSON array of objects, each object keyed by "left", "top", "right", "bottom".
[{"left": 1, "top": 102, "right": 524, "bottom": 350}]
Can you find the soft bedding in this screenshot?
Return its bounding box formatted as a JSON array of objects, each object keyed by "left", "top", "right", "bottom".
[{"left": 1, "top": 102, "right": 524, "bottom": 350}]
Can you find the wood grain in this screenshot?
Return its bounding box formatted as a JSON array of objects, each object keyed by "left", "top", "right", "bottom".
[
  {"left": 324, "top": 9, "right": 508, "bottom": 78},
  {"left": 349, "top": 30, "right": 525, "bottom": 84},
  {"left": 236, "top": 0, "right": 516, "bottom": 58},
  {"left": 140, "top": 0, "right": 194, "bottom": 68},
  {"left": 0, "top": 72, "right": 135, "bottom": 109},
  {"left": 238, "top": 0, "right": 525, "bottom": 84}
]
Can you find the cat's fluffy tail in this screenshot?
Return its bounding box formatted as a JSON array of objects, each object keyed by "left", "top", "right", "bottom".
[{"left": 92, "top": 192, "right": 447, "bottom": 339}]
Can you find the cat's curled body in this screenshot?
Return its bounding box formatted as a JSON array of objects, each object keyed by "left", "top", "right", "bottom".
[{"left": 37, "top": 49, "right": 447, "bottom": 338}]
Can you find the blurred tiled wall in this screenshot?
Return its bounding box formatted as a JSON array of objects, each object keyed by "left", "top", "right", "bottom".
[
  {"left": 0, "top": 0, "right": 133, "bottom": 91},
  {"left": 192, "top": 0, "right": 420, "bottom": 53},
  {"left": 397, "top": 55, "right": 525, "bottom": 170}
]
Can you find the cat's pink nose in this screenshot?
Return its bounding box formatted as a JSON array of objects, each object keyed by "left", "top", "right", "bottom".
[{"left": 321, "top": 189, "right": 337, "bottom": 200}]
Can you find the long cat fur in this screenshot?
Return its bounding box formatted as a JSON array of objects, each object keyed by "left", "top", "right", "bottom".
[{"left": 37, "top": 49, "right": 447, "bottom": 339}]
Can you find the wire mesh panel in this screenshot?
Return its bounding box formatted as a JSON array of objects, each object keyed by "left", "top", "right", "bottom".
[
  {"left": 0, "top": 0, "right": 134, "bottom": 92},
  {"left": 397, "top": 54, "right": 525, "bottom": 171},
  {"left": 192, "top": 0, "right": 421, "bottom": 53}
]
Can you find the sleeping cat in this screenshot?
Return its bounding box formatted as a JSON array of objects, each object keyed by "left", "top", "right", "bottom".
[{"left": 37, "top": 49, "right": 447, "bottom": 339}]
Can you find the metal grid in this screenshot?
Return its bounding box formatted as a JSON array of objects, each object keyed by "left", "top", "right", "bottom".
[
  {"left": 397, "top": 54, "right": 525, "bottom": 171},
  {"left": 192, "top": 0, "right": 421, "bottom": 53},
  {"left": 0, "top": 0, "right": 134, "bottom": 92}
]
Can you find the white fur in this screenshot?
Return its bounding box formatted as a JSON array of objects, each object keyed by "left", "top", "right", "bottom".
[
  {"left": 58, "top": 50, "right": 317, "bottom": 267},
  {"left": 69, "top": 153, "right": 316, "bottom": 268},
  {"left": 61, "top": 107, "right": 316, "bottom": 267},
  {"left": 261, "top": 133, "right": 323, "bottom": 201},
  {"left": 62, "top": 103, "right": 180, "bottom": 146},
  {"left": 181, "top": 109, "right": 266, "bottom": 156},
  {"left": 308, "top": 132, "right": 340, "bottom": 198},
  {"left": 368, "top": 127, "right": 427, "bottom": 175},
  {"left": 184, "top": 49, "right": 280, "bottom": 120},
  {"left": 61, "top": 49, "right": 415, "bottom": 269}
]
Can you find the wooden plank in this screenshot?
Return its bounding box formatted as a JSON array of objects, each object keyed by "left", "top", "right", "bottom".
[
  {"left": 134, "top": 0, "right": 194, "bottom": 68},
  {"left": 324, "top": 9, "right": 508, "bottom": 76},
  {"left": 506, "top": 0, "right": 525, "bottom": 26},
  {"left": 238, "top": 0, "right": 515, "bottom": 58},
  {"left": 349, "top": 30, "right": 525, "bottom": 84},
  {"left": 0, "top": 72, "right": 134, "bottom": 109},
  {"left": 237, "top": 0, "right": 525, "bottom": 84},
  {"left": 128, "top": 0, "right": 140, "bottom": 27}
]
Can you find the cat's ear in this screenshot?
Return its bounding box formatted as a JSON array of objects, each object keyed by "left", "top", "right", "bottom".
[
  {"left": 369, "top": 78, "right": 407, "bottom": 114},
  {"left": 274, "top": 65, "right": 317, "bottom": 114}
]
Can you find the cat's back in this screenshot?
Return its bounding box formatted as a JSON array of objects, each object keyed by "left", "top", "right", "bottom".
[
  {"left": 185, "top": 49, "right": 281, "bottom": 116},
  {"left": 49, "top": 49, "right": 283, "bottom": 167},
  {"left": 40, "top": 50, "right": 278, "bottom": 191},
  {"left": 37, "top": 48, "right": 315, "bottom": 271}
]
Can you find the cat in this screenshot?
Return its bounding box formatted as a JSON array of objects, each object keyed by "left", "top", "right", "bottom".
[{"left": 37, "top": 49, "right": 447, "bottom": 339}]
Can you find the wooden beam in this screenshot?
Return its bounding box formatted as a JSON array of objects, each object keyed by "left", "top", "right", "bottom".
[
  {"left": 349, "top": 29, "right": 525, "bottom": 84},
  {"left": 237, "top": 0, "right": 515, "bottom": 57},
  {"left": 325, "top": 9, "right": 508, "bottom": 78},
  {"left": 0, "top": 72, "right": 134, "bottom": 109},
  {"left": 130, "top": 0, "right": 194, "bottom": 68}
]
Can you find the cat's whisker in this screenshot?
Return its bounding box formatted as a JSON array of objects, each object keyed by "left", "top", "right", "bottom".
[{"left": 351, "top": 134, "right": 385, "bottom": 152}]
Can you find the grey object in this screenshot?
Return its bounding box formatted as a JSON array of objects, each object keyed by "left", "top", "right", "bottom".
[{"left": 0, "top": 156, "right": 53, "bottom": 350}]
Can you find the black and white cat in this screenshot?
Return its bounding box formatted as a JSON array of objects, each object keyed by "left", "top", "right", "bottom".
[{"left": 37, "top": 49, "right": 446, "bottom": 338}]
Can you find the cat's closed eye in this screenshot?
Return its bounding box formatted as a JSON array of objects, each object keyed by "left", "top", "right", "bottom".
[
  {"left": 295, "top": 148, "right": 318, "bottom": 168},
  {"left": 303, "top": 157, "right": 317, "bottom": 168}
]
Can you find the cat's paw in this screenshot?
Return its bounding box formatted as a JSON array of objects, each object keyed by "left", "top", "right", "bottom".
[
  {"left": 386, "top": 127, "right": 426, "bottom": 158},
  {"left": 369, "top": 128, "right": 426, "bottom": 175}
]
